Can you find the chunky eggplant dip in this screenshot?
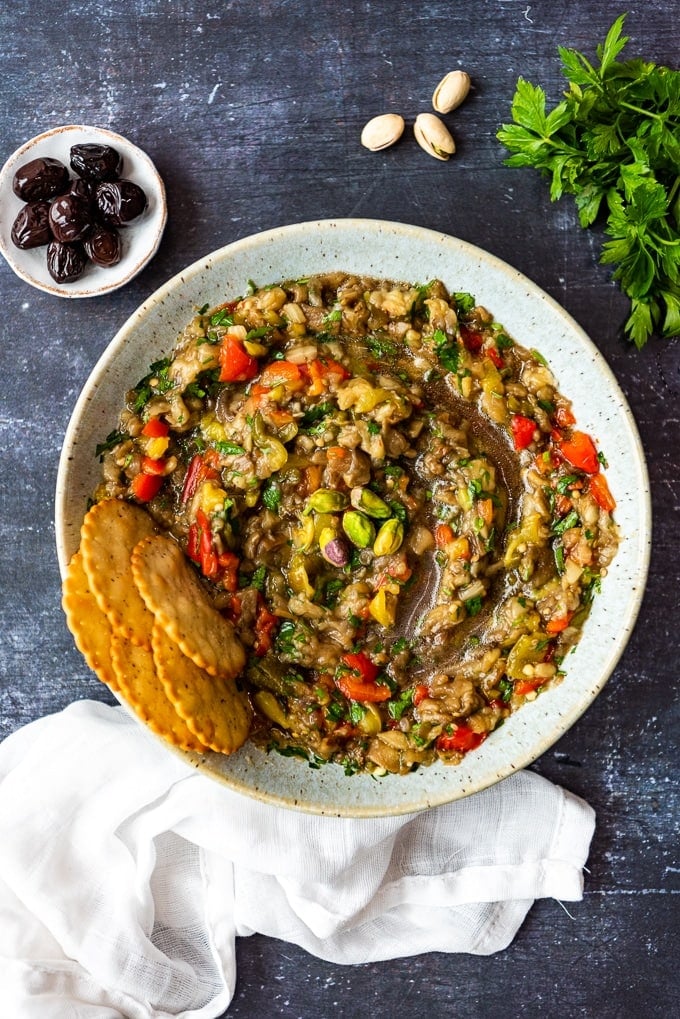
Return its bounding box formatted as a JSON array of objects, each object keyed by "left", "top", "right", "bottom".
[{"left": 94, "top": 272, "right": 619, "bottom": 774}]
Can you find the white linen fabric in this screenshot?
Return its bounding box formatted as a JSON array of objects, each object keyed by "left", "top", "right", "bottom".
[{"left": 0, "top": 700, "right": 595, "bottom": 1019}]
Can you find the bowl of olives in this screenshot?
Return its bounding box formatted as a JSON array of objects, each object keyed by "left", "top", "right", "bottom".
[{"left": 0, "top": 125, "right": 167, "bottom": 297}]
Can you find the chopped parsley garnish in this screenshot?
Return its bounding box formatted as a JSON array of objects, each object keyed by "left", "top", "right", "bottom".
[
  {"left": 388, "top": 500, "right": 407, "bottom": 523},
  {"left": 388, "top": 688, "right": 413, "bottom": 721},
  {"left": 464, "top": 596, "right": 483, "bottom": 617},
  {"left": 210, "top": 309, "right": 234, "bottom": 327},
  {"left": 250, "top": 565, "right": 267, "bottom": 592},
  {"left": 95, "top": 429, "right": 126, "bottom": 460},
  {"left": 300, "top": 401, "right": 334, "bottom": 430},
  {"left": 552, "top": 510, "right": 580, "bottom": 535},
  {"left": 495, "top": 331, "right": 514, "bottom": 350},
  {"left": 323, "top": 578, "right": 344, "bottom": 608},
  {"left": 246, "top": 325, "right": 271, "bottom": 340},
  {"left": 432, "top": 328, "right": 461, "bottom": 372},
  {"left": 131, "top": 357, "right": 174, "bottom": 411},
  {"left": 366, "top": 335, "right": 398, "bottom": 358},
  {"left": 453, "top": 292, "right": 476, "bottom": 316},
  {"left": 498, "top": 678, "right": 513, "bottom": 703},
  {"left": 215, "top": 440, "right": 246, "bottom": 456},
  {"left": 556, "top": 474, "right": 580, "bottom": 495},
  {"left": 349, "top": 702, "right": 366, "bottom": 724},
  {"left": 261, "top": 479, "right": 282, "bottom": 512}
]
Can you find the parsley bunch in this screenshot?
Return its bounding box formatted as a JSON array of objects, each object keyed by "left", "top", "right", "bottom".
[{"left": 497, "top": 14, "right": 680, "bottom": 348}]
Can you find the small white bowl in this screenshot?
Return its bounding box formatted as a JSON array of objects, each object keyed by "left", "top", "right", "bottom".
[{"left": 0, "top": 125, "right": 167, "bottom": 298}]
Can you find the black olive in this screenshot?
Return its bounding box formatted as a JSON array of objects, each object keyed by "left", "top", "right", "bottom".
[
  {"left": 70, "top": 143, "right": 122, "bottom": 183},
  {"left": 10, "top": 201, "right": 52, "bottom": 249},
  {"left": 95, "top": 179, "right": 147, "bottom": 226},
  {"left": 69, "top": 177, "right": 94, "bottom": 203},
  {"left": 47, "top": 240, "right": 86, "bottom": 283},
  {"left": 84, "top": 226, "right": 122, "bottom": 267},
  {"left": 12, "top": 157, "right": 70, "bottom": 201},
  {"left": 49, "top": 193, "right": 93, "bottom": 242}
]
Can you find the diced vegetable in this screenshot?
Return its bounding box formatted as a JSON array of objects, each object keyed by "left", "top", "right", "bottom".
[
  {"left": 589, "top": 472, "right": 616, "bottom": 512},
  {"left": 559, "top": 430, "right": 600, "bottom": 474},
  {"left": 131, "top": 472, "right": 163, "bottom": 502},
  {"left": 436, "top": 727, "right": 487, "bottom": 753},
  {"left": 511, "top": 413, "right": 536, "bottom": 450},
  {"left": 219, "top": 334, "right": 259, "bottom": 382},
  {"left": 141, "top": 417, "right": 170, "bottom": 437}
]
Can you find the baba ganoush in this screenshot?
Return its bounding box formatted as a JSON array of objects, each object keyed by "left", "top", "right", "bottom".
[{"left": 94, "top": 272, "right": 619, "bottom": 774}]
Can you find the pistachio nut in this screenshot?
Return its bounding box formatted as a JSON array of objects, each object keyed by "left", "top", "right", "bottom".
[
  {"left": 291, "top": 514, "right": 315, "bottom": 550},
  {"left": 342, "top": 510, "right": 376, "bottom": 549},
  {"left": 304, "top": 488, "right": 349, "bottom": 515},
  {"left": 373, "top": 517, "right": 405, "bottom": 556},
  {"left": 319, "top": 528, "right": 350, "bottom": 567},
  {"left": 350, "top": 486, "right": 391, "bottom": 519},
  {"left": 360, "top": 113, "right": 405, "bottom": 152},
  {"left": 432, "top": 70, "right": 471, "bottom": 114},
  {"left": 413, "top": 113, "right": 456, "bottom": 161}
]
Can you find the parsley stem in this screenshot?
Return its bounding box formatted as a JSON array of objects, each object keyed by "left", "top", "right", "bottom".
[
  {"left": 649, "top": 231, "right": 680, "bottom": 247},
  {"left": 618, "top": 99, "right": 663, "bottom": 122}
]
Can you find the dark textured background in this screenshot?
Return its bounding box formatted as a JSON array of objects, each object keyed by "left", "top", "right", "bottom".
[{"left": 1, "top": 1, "right": 678, "bottom": 1016}]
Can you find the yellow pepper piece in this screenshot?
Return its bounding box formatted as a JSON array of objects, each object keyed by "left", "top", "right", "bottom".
[
  {"left": 369, "top": 587, "right": 398, "bottom": 627},
  {"left": 144, "top": 436, "right": 169, "bottom": 459}
]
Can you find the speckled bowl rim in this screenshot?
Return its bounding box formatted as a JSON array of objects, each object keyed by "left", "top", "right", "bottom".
[
  {"left": 55, "top": 218, "right": 651, "bottom": 816},
  {"left": 0, "top": 124, "right": 167, "bottom": 297}
]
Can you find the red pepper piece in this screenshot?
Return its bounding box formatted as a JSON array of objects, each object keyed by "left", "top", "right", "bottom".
[
  {"left": 436, "top": 727, "right": 487, "bottom": 753},
  {"left": 485, "top": 345, "right": 504, "bottom": 369},
  {"left": 559, "top": 430, "right": 600, "bottom": 474},
  {"left": 181, "top": 452, "right": 220, "bottom": 504},
  {"left": 219, "top": 334, "right": 259, "bottom": 382},
  {"left": 514, "top": 678, "right": 544, "bottom": 696},
  {"left": 554, "top": 406, "right": 576, "bottom": 428},
  {"left": 413, "top": 684, "right": 429, "bottom": 706},
  {"left": 341, "top": 651, "right": 380, "bottom": 683},
  {"left": 141, "top": 417, "right": 170, "bottom": 437},
  {"left": 589, "top": 472, "right": 616, "bottom": 512},
  {"left": 217, "top": 551, "right": 240, "bottom": 593},
  {"left": 336, "top": 674, "right": 392, "bottom": 703},
  {"left": 460, "top": 325, "right": 484, "bottom": 352},
  {"left": 131, "top": 472, "right": 163, "bottom": 502},
  {"left": 253, "top": 597, "right": 280, "bottom": 656},
  {"left": 195, "top": 509, "right": 219, "bottom": 578},
  {"left": 140, "top": 455, "right": 166, "bottom": 475},
  {"left": 336, "top": 652, "right": 390, "bottom": 702},
  {"left": 510, "top": 413, "right": 536, "bottom": 450}
]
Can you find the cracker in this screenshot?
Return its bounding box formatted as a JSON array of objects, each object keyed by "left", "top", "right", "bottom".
[
  {"left": 131, "top": 534, "right": 246, "bottom": 681},
  {"left": 80, "top": 498, "right": 157, "bottom": 649},
  {"left": 152, "top": 622, "right": 252, "bottom": 754},
  {"left": 62, "top": 550, "right": 119, "bottom": 690},
  {"left": 110, "top": 631, "right": 206, "bottom": 753}
]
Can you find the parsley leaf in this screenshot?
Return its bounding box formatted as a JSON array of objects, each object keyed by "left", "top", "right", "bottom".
[{"left": 498, "top": 13, "right": 680, "bottom": 348}]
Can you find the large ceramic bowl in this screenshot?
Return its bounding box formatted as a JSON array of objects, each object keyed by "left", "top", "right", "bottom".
[{"left": 55, "top": 219, "right": 651, "bottom": 816}]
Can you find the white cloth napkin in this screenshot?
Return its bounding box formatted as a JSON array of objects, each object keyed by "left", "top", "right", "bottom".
[{"left": 0, "top": 700, "right": 595, "bottom": 1019}]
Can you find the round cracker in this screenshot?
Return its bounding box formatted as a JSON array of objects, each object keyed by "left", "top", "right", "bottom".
[
  {"left": 62, "top": 550, "right": 118, "bottom": 690},
  {"left": 152, "top": 622, "right": 252, "bottom": 755},
  {"left": 131, "top": 534, "right": 246, "bottom": 681},
  {"left": 110, "top": 631, "right": 206, "bottom": 753},
  {"left": 80, "top": 498, "right": 157, "bottom": 649}
]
